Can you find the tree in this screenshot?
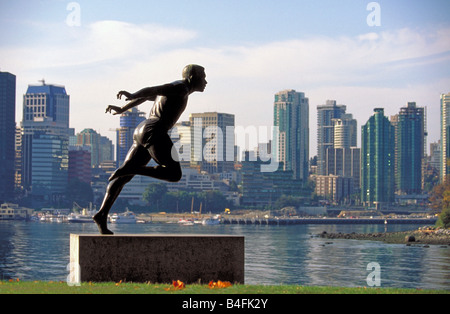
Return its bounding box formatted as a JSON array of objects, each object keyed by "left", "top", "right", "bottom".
[
  {"left": 429, "top": 178, "right": 450, "bottom": 214},
  {"left": 143, "top": 183, "right": 168, "bottom": 211},
  {"left": 65, "top": 178, "right": 94, "bottom": 208},
  {"left": 430, "top": 178, "right": 450, "bottom": 228}
]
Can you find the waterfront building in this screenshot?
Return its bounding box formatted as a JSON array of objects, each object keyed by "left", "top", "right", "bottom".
[
  {"left": 31, "top": 132, "right": 69, "bottom": 205},
  {"left": 0, "top": 71, "right": 16, "bottom": 202},
  {"left": 0, "top": 203, "right": 33, "bottom": 220},
  {"left": 316, "top": 100, "right": 347, "bottom": 175},
  {"left": 189, "top": 112, "right": 235, "bottom": 174},
  {"left": 441, "top": 92, "right": 450, "bottom": 182},
  {"left": 332, "top": 115, "right": 357, "bottom": 149},
  {"left": 315, "top": 103, "right": 358, "bottom": 202},
  {"left": 315, "top": 175, "right": 354, "bottom": 203},
  {"left": 116, "top": 108, "right": 145, "bottom": 167},
  {"left": 15, "top": 127, "right": 23, "bottom": 189},
  {"left": 68, "top": 146, "right": 92, "bottom": 184},
  {"left": 21, "top": 82, "right": 71, "bottom": 201},
  {"left": 274, "top": 90, "right": 309, "bottom": 182},
  {"left": 361, "top": 108, "right": 395, "bottom": 205},
  {"left": 71, "top": 128, "right": 114, "bottom": 168},
  {"left": 241, "top": 151, "right": 303, "bottom": 207},
  {"left": 325, "top": 147, "right": 361, "bottom": 187},
  {"left": 429, "top": 141, "right": 441, "bottom": 173},
  {"left": 392, "top": 102, "right": 426, "bottom": 195}
]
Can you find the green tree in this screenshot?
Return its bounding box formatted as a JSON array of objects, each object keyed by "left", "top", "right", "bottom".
[
  {"left": 65, "top": 178, "right": 94, "bottom": 208},
  {"left": 143, "top": 183, "right": 168, "bottom": 211},
  {"left": 430, "top": 178, "right": 450, "bottom": 228}
]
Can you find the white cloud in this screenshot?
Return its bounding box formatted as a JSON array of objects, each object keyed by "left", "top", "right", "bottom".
[{"left": 3, "top": 21, "right": 449, "bottom": 156}]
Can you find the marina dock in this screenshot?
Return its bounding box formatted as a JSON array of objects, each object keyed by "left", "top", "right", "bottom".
[{"left": 221, "top": 217, "right": 438, "bottom": 225}]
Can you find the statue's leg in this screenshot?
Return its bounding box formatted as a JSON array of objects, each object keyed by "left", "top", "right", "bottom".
[
  {"left": 93, "top": 175, "right": 133, "bottom": 235},
  {"left": 109, "top": 133, "right": 182, "bottom": 183},
  {"left": 94, "top": 144, "right": 151, "bottom": 234}
]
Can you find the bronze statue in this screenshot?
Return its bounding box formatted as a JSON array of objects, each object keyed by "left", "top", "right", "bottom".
[{"left": 93, "top": 65, "right": 207, "bottom": 234}]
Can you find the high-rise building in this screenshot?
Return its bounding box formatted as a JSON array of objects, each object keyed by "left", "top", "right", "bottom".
[
  {"left": 316, "top": 100, "right": 347, "bottom": 175},
  {"left": 274, "top": 90, "right": 309, "bottom": 182},
  {"left": 21, "top": 82, "right": 71, "bottom": 196},
  {"left": 23, "top": 82, "right": 69, "bottom": 128},
  {"left": 392, "top": 102, "right": 426, "bottom": 195},
  {"left": 361, "top": 108, "right": 395, "bottom": 205},
  {"left": 69, "top": 147, "right": 92, "bottom": 184},
  {"left": 440, "top": 92, "right": 450, "bottom": 182},
  {"left": 241, "top": 151, "right": 303, "bottom": 207},
  {"left": 71, "top": 128, "right": 114, "bottom": 167},
  {"left": 31, "top": 133, "right": 69, "bottom": 199},
  {"left": 332, "top": 115, "right": 357, "bottom": 149},
  {"left": 0, "top": 71, "right": 16, "bottom": 202},
  {"left": 325, "top": 147, "right": 361, "bottom": 187},
  {"left": 116, "top": 108, "right": 146, "bottom": 167},
  {"left": 189, "top": 112, "right": 235, "bottom": 174}
]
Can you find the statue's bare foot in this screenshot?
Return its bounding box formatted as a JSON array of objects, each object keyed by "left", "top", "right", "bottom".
[{"left": 93, "top": 212, "right": 114, "bottom": 235}]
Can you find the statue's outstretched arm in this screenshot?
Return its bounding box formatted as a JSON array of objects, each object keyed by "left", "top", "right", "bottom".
[{"left": 105, "top": 97, "right": 149, "bottom": 115}]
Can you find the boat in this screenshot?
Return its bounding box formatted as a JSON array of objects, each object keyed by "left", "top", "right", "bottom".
[
  {"left": 110, "top": 210, "right": 136, "bottom": 224},
  {"left": 0, "top": 203, "right": 34, "bottom": 220},
  {"left": 178, "top": 218, "right": 194, "bottom": 226},
  {"left": 68, "top": 204, "right": 96, "bottom": 223},
  {"left": 67, "top": 213, "right": 94, "bottom": 223},
  {"left": 202, "top": 215, "right": 221, "bottom": 225},
  {"left": 40, "top": 213, "right": 66, "bottom": 223}
]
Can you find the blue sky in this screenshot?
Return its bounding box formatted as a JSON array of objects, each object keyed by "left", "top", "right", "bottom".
[{"left": 1, "top": 0, "right": 450, "bottom": 155}]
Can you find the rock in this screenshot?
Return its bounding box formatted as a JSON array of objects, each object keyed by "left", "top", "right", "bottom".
[{"left": 405, "top": 235, "right": 416, "bottom": 243}]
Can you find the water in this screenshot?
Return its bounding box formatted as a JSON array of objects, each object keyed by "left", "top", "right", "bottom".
[{"left": 0, "top": 221, "right": 449, "bottom": 290}]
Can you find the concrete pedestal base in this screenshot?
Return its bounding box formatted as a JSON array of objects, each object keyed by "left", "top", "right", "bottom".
[{"left": 69, "top": 234, "right": 244, "bottom": 284}]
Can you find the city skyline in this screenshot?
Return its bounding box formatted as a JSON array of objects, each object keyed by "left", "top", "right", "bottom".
[{"left": 1, "top": 1, "right": 449, "bottom": 157}]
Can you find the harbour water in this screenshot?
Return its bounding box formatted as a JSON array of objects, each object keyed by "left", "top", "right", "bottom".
[{"left": 0, "top": 221, "right": 449, "bottom": 290}]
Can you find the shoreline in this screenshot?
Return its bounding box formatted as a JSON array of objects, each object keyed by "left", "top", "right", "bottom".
[{"left": 319, "top": 227, "right": 450, "bottom": 246}]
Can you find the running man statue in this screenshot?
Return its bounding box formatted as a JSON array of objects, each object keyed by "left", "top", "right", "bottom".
[{"left": 93, "top": 65, "right": 207, "bottom": 234}]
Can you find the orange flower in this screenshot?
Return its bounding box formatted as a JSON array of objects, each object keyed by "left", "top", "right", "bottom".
[
  {"left": 115, "top": 280, "right": 123, "bottom": 286},
  {"left": 208, "top": 280, "right": 232, "bottom": 289},
  {"left": 164, "top": 280, "right": 185, "bottom": 291}
]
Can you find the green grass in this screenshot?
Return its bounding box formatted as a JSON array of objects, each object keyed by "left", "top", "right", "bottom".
[{"left": 0, "top": 280, "right": 447, "bottom": 294}]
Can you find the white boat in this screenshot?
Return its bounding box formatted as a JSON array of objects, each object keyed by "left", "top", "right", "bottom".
[
  {"left": 68, "top": 208, "right": 95, "bottom": 223},
  {"left": 40, "top": 214, "right": 66, "bottom": 223},
  {"left": 178, "top": 218, "right": 194, "bottom": 226},
  {"left": 68, "top": 213, "right": 94, "bottom": 223},
  {"left": 110, "top": 210, "right": 136, "bottom": 224},
  {"left": 202, "top": 215, "right": 221, "bottom": 225}
]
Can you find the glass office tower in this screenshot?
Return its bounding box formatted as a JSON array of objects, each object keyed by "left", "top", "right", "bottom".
[{"left": 361, "top": 108, "right": 395, "bottom": 205}]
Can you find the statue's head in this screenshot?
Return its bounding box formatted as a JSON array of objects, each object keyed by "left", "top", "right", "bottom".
[{"left": 182, "top": 64, "right": 207, "bottom": 92}]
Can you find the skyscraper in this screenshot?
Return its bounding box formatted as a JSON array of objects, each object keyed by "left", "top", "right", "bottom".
[
  {"left": 116, "top": 108, "right": 146, "bottom": 167},
  {"left": 0, "top": 71, "right": 16, "bottom": 202},
  {"left": 441, "top": 92, "right": 450, "bottom": 182},
  {"left": 316, "top": 100, "right": 347, "bottom": 175},
  {"left": 21, "top": 82, "right": 71, "bottom": 197},
  {"left": 361, "top": 108, "right": 395, "bottom": 205},
  {"left": 189, "top": 112, "right": 235, "bottom": 174},
  {"left": 393, "top": 102, "right": 426, "bottom": 195},
  {"left": 71, "top": 128, "right": 114, "bottom": 168},
  {"left": 274, "top": 90, "right": 309, "bottom": 182}
]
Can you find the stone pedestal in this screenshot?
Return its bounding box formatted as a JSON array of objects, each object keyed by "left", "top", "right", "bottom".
[{"left": 69, "top": 234, "right": 244, "bottom": 284}]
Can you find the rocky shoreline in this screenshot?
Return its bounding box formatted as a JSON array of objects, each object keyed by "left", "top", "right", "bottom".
[{"left": 319, "top": 227, "right": 450, "bottom": 246}]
